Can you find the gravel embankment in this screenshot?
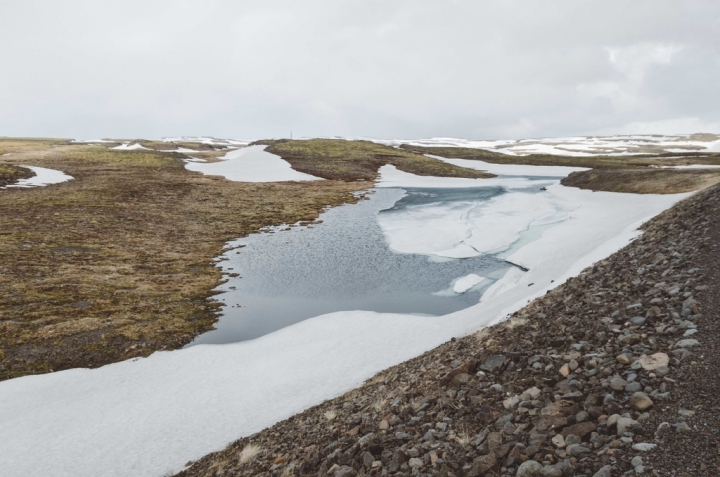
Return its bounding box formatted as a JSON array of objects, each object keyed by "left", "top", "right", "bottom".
[{"left": 179, "top": 184, "right": 719, "bottom": 477}]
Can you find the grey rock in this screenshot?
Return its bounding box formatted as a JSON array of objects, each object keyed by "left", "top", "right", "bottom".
[
  {"left": 675, "top": 422, "right": 691, "bottom": 432},
  {"left": 516, "top": 459, "right": 543, "bottom": 477},
  {"left": 609, "top": 376, "right": 627, "bottom": 391},
  {"left": 632, "top": 443, "right": 657, "bottom": 452},
  {"left": 631, "top": 456, "right": 643, "bottom": 468},
  {"left": 675, "top": 339, "right": 700, "bottom": 348},
  {"left": 408, "top": 457, "right": 423, "bottom": 469},
  {"left": 630, "top": 392, "right": 654, "bottom": 411},
  {"left": 592, "top": 465, "right": 613, "bottom": 477},
  {"left": 630, "top": 316, "right": 646, "bottom": 326},
  {"left": 566, "top": 444, "right": 590, "bottom": 456},
  {"left": 540, "top": 465, "right": 563, "bottom": 477}
]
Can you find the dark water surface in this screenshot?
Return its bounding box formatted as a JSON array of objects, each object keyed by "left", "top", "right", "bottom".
[{"left": 190, "top": 187, "right": 516, "bottom": 345}]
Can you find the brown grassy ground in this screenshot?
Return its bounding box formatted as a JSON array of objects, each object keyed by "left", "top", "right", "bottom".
[
  {"left": 0, "top": 142, "right": 368, "bottom": 380},
  {"left": 0, "top": 138, "right": 491, "bottom": 381},
  {"left": 561, "top": 168, "right": 720, "bottom": 194},
  {"left": 0, "top": 164, "right": 34, "bottom": 187},
  {"left": 263, "top": 139, "right": 496, "bottom": 181}
]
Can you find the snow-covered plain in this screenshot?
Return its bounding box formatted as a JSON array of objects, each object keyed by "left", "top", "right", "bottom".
[
  {"left": 0, "top": 156, "right": 691, "bottom": 476},
  {"left": 185, "top": 145, "right": 322, "bottom": 182},
  {"left": 2, "top": 165, "right": 73, "bottom": 189},
  {"left": 376, "top": 134, "right": 720, "bottom": 156}
]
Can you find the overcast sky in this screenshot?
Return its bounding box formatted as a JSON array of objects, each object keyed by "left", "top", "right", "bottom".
[{"left": 2, "top": 1, "right": 719, "bottom": 141}]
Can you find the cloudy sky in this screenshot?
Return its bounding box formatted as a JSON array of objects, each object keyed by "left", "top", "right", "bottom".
[{"left": 2, "top": 0, "right": 719, "bottom": 140}]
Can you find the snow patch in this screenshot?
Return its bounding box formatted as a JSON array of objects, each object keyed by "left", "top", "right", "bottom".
[
  {"left": 185, "top": 145, "right": 322, "bottom": 183},
  {"left": 2, "top": 166, "right": 74, "bottom": 189},
  {"left": 111, "top": 143, "right": 148, "bottom": 150}
]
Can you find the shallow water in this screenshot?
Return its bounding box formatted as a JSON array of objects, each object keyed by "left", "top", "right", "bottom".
[{"left": 190, "top": 187, "right": 526, "bottom": 345}]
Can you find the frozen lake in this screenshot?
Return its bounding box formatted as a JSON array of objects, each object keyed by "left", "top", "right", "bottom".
[{"left": 191, "top": 183, "right": 554, "bottom": 345}]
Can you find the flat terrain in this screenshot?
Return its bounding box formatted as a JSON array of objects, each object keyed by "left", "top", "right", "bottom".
[
  {"left": 262, "top": 139, "right": 496, "bottom": 181},
  {"left": 0, "top": 138, "right": 490, "bottom": 381}
]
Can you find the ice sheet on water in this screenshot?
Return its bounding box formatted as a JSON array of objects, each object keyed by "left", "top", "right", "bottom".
[{"left": 452, "top": 274, "right": 485, "bottom": 293}]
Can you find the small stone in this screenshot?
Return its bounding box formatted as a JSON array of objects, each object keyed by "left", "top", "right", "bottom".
[
  {"left": 675, "top": 339, "right": 700, "bottom": 348},
  {"left": 630, "top": 316, "right": 646, "bottom": 326},
  {"left": 551, "top": 434, "right": 565, "bottom": 448},
  {"left": 654, "top": 366, "right": 670, "bottom": 377},
  {"left": 503, "top": 395, "right": 520, "bottom": 409},
  {"left": 675, "top": 422, "right": 692, "bottom": 432},
  {"left": 334, "top": 466, "right": 357, "bottom": 477},
  {"left": 631, "top": 456, "right": 644, "bottom": 468},
  {"left": 541, "top": 466, "right": 563, "bottom": 477},
  {"left": 678, "top": 409, "right": 695, "bottom": 417},
  {"left": 568, "top": 359, "right": 579, "bottom": 371},
  {"left": 630, "top": 392, "right": 654, "bottom": 411},
  {"left": 656, "top": 422, "right": 671, "bottom": 434},
  {"left": 362, "top": 451, "right": 375, "bottom": 468},
  {"left": 625, "top": 382, "right": 642, "bottom": 393},
  {"left": 639, "top": 352, "right": 669, "bottom": 371},
  {"left": 616, "top": 354, "right": 631, "bottom": 365},
  {"left": 408, "top": 457, "right": 423, "bottom": 469},
  {"left": 566, "top": 444, "right": 590, "bottom": 456},
  {"left": 609, "top": 376, "right": 627, "bottom": 391},
  {"left": 592, "top": 465, "right": 612, "bottom": 477},
  {"left": 516, "top": 459, "right": 543, "bottom": 477},
  {"left": 564, "top": 434, "right": 581, "bottom": 446},
  {"left": 684, "top": 328, "right": 698, "bottom": 337},
  {"left": 632, "top": 443, "right": 657, "bottom": 452},
  {"left": 559, "top": 364, "right": 570, "bottom": 377}
]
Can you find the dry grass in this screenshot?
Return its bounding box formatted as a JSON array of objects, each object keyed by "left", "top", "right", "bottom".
[
  {"left": 263, "top": 139, "right": 495, "bottom": 181},
  {"left": 238, "top": 444, "right": 262, "bottom": 464},
  {"left": 561, "top": 168, "right": 720, "bottom": 194},
  {"left": 0, "top": 141, "right": 365, "bottom": 380},
  {"left": 0, "top": 164, "right": 34, "bottom": 187}
]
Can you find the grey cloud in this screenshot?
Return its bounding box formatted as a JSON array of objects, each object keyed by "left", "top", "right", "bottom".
[{"left": 1, "top": 0, "right": 719, "bottom": 140}]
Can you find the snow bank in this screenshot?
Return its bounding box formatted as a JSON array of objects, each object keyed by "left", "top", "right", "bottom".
[
  {"left": 185, "top": 145, "right": 322, "bottom": 182},
  {"left": 2, "top": 166, "right": 73, "bottom": 189},
  {"left": 0, "top": 166, "right": 690, "bottom": 477}
]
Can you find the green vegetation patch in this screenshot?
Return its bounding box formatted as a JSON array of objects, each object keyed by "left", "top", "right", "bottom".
[{"left": 261, "top": 139, "right": 495, "bottom": 181}]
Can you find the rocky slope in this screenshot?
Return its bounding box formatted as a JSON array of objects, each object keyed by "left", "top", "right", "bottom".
[{"left": 178, "top": 184, "right": 719, "bottom": 477}]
